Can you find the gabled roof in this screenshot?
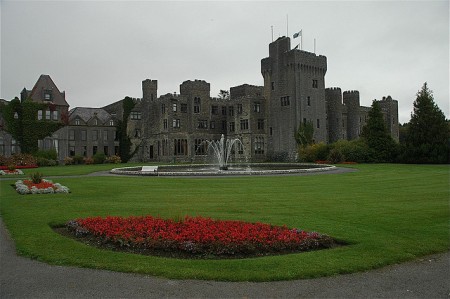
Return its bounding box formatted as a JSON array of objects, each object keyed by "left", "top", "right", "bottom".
[
  {"left": 69, "top": 107, "right": 112, "bottom": 124},
  {"left": 27, "top": 75, "right": 69, "bottom": 107}
]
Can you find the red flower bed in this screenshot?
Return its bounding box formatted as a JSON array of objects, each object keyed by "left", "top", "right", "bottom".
[
  {"left": 66, "top": 216, "right": 338, "bottom": 258},
  {"left": 0, "top": 165, "right": 38, "bottom": 170},
  {"left": 22, "top": 180, "right": 56, "bottom": 190}
]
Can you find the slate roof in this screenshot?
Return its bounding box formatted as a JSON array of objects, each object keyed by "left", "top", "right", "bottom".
[
  {"left": 69, "top": 107, "right": 113, "bottom": 124},
  {"left": 23, "top": 75, "right": 69, "bottom": 107}
]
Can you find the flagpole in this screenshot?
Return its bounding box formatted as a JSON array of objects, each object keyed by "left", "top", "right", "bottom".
[
  {"left": 271, "top": 26, "right": 273, "bottom": 42},
  {"left": 314, "top": 38, "right": 316, "bottom": 54}
]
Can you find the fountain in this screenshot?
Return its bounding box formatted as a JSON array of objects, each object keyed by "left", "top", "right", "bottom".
[
  {"left": 110, "top": 135, "right": 337, "bottom": 176},
  {"left": 205, "top": 134, "right": 243, "bottom": 171}
]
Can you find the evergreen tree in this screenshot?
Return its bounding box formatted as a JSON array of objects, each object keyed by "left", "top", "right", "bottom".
[
  {"left": 361, "top": 100, "right": 398, "bottom": 162},
  {"left": 403, "top": 83, "right": 449, "bottom": 163}
]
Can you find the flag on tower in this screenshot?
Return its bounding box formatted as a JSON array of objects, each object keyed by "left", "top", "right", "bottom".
[{"left": 293, "top": 30, "right": 302, "bottom": 39}]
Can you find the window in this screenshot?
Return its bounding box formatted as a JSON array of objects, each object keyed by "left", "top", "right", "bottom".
[
  {"left": 240, "top": 119, "right": 249, "bottom": 130},
  {"left": 161, "top": 104, "right": 166, "bottom": 114},
  {"left": 307, "top": 96, "right": 311, "bottom": 106},
  {"left": 75, "top": 119, "right": 80, "bottom": 125},
  {"left": 172, "top": 103, "right": 177, "bottom": 112},
  {"left": 173, "top": 139, "right": 187, "bottom": 156},
  {"left": 69, "top": 146, "right": 75, "bottom": 156},
  {"left": 69, "top": 130, "right": 75, "bottom": 140},
  {"left": 229, "top": 122, "right": 235, "bottom": 132},
  {"left": 222, "top": 106, "right": 227, "bottom": 115},
  {"left": 38, "top": 110, "right": 43, "bottom": 120},
  {"left": 181, "top": 103, "right": 188, "bottom": 113},
  {"left": 81, "top": 130, "right": 87, "bottom": 141},
  {"left": 253, "top": 102, "right": 261, "bottom": 113},
  {"left": 130, "top": 112, "right": 141, "bottom": 120},
  {"left": 317, "top": 119, "right": 320, "bottom": 129},
  {"left": 211, "top": 105, "right": 218, "bottom": 115},
  {"left": 11, "top": 139, "right": 17, "bottom": 154},
  {"left": 281, "top": 96, "right": 290, "bottom": 106},
  {"left": 82, "top": 146, "right": 87, "bottom": 157},
  {"left": 103, "top": 130, "right": 108, "bottom": 141},
  {"left": 270, "top": 127, "right": 273, "bottom": 136},
  {"left": 229, "top": 106, "right": 234, "bottom": 116},
  {"left": 312, "top": 79, "right": 318, "bottom": 88},
  {"left": 210, "top": 121, "right": 215, "bottom": 129},
  {"left": 172, "top": 119, "right": 180, "bottom": 128},
  {"left": 222, "top": 120, "right": 227, "bottom": 130},
  {"left": 93, "top": 119, "right": 98, "bottom": 126},
  {"left": 93, "top": 146, "right": 98, "bottom": 155},
  {"left": 271, "top": 82, "right": 275, "bottom": 91},
  {"left": 194, "top": 97, "right": 201, "bottom": 113},
  {"left": 237, "top": 104, "right": 243, "bottom": 114},
  {"left": 44, "top": 90, "right": 52, "bottom": 101},
  {"left": 254, "top": 137, "right": 264, "bottom": 155},
  {"left": 104, "top": 146, "right": 109, "bottom": 155},
  {"left": 163, "top": 119, "right": 168, "bottom": 129},
  {"left": 45, "top": 110, "right": 51, "bottom": 119},
  {"left": 194, "top": 139, "right": 207, "bottom": 155},
  {"left": 92, "top": 130, "right": 98, "bottom": 141},
  {"left": 257, "top": 119, "right": 264, "bottom": 130},
  {"left": 198, "top": 120, "right": 208, "bottom": 129},
  {"left": 109, "top": 120, "right": 114, "bottom": 126},
  {"left": 52, "top": 110, "right": 59, "bottom": 120}
]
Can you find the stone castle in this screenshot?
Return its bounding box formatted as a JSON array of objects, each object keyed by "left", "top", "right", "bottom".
[{"left": 0, "top": 36, "right": 399, "bottom": 162}]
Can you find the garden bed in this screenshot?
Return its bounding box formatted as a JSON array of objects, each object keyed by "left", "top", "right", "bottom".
[
  {"left": 60, "top": 215, "right": 341, "bottom": 259},
  {"left": 15, "top": 179, "right": 70, "bottom": 195}
]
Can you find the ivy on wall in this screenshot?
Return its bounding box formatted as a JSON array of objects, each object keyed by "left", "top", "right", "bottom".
[
  {"left": 0, "top": 98, "right": 64, "bottom": 154},
  {"left": 116, "top": 96, "right": 136, "bottom": 162}
]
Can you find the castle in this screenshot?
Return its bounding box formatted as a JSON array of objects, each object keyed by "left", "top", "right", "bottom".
[{"left": 0, "top": 36, "right": 399, "bottom": 162}]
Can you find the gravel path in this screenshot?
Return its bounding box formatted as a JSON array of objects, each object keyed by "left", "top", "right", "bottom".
[{"left": 1, "top": 218, "right": 449, "bottom": 298}]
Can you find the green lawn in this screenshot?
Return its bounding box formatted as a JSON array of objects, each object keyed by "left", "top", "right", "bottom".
[{"left": 0, "top": 164, "right": 448, "bottom": 281}]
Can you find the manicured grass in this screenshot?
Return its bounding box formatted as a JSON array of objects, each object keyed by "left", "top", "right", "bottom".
[{"left": 0, "top": 164, "right": 448, "bottom": 281}]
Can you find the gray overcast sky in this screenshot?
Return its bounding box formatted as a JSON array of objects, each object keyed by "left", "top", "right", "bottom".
[{"left": 1, "top": 0, "right": 449, "bottom": 124}]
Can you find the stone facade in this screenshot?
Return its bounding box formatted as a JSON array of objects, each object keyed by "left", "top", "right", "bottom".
[{"left": 0, "top": 37, "right": 399, "bottom": 163}]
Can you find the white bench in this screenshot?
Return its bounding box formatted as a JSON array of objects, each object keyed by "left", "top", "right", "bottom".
[{"left": 141, "top": 166, "right": 159, "bottom": 173}]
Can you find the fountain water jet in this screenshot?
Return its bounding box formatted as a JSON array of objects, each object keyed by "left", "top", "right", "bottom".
[{"left": 205, "top": 134, "right": 244, "bottom": 170}]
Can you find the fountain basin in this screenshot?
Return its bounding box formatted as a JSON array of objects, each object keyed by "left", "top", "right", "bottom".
[{"left": 110, "top": 163, "right": 336, "bottom": 177}]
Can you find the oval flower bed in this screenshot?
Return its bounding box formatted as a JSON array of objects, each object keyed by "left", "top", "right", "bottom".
[
  {"left": 65, "top": 216, "right": 339, "bottom": 258},
  {"left": 0, "top": 169, "right": 24, "bottom": 175},
  {"left": 15, "top": 179, "right": 70, "bottom": 195}
]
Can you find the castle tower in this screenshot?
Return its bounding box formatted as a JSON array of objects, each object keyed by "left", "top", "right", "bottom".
[
  {"left": 343, "top": 90, "right": 360, "bottom": 140},
  {"left": 142, "top": 79, "right": 158, "bottom": 101},
  {"left": 325, "top": 87, "right": 343, "bottom": 143},
  {"left": 379, "top": 95, "right": 399, "bottom": 142},
  {"left": 261, "top": 36, "right": 327, "bottom": 159}
]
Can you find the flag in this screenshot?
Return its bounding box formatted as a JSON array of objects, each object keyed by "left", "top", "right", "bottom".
[{"left": 293, "top": 30, "right": 302, "bottom": 39}]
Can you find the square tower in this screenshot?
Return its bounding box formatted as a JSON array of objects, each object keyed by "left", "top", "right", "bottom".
[{"left": 261, "top": 37, "right": 327, "bottom": 159}]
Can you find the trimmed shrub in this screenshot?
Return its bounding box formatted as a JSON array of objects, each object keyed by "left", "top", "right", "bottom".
[
  {"left": 329, "top": 139, "right": 371, "bottom": 163},
  {"left": 72, "top": 155, "right": 84, "bottom": 165},
  {"left": 299, "top": 143, "right": 329, "bottom": 162},
  {"left": 105, "top": 155, "right": 122, "bottom": 164},
  {"left": 35, "top": 149, "right": 57, "bottom": 160},
  {"left": 83, "top": 157, "right": 94, "bottom": 165},
  {"left": 93, "top": 152, "right": 106, "bottom": 164},
  {"left": 63, "top": 156, "right": 74, "bottom": 165}
]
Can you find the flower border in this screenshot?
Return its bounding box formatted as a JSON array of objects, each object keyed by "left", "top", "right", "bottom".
[
  {"left": 0, "top": 169, "right": 24, "bottom": 175},
  {"left": 15, "top": 179, "right": 70, "bottom": 195}
]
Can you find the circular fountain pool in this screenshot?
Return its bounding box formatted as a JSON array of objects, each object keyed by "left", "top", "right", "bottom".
[{"left": 110, "top": 163, "right": 336, "bottom": 177}]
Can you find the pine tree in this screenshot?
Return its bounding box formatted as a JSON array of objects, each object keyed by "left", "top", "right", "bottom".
[
  {"left": 404, "top": 83, "right": 449, "bottom": 163},
  {"left": 361, "top": 100, "right": 397, "bottom": 162}
]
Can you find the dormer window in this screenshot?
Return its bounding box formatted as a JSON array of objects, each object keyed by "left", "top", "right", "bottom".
[
  {"left": 109, "top": 120, "right": 114, "bottom": 126},
  {"left": 75, "top": 119, "right": 80, "bottom": 125},
  {"left": 43, "top": 90, "right": 53, "bottom": 101}
]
